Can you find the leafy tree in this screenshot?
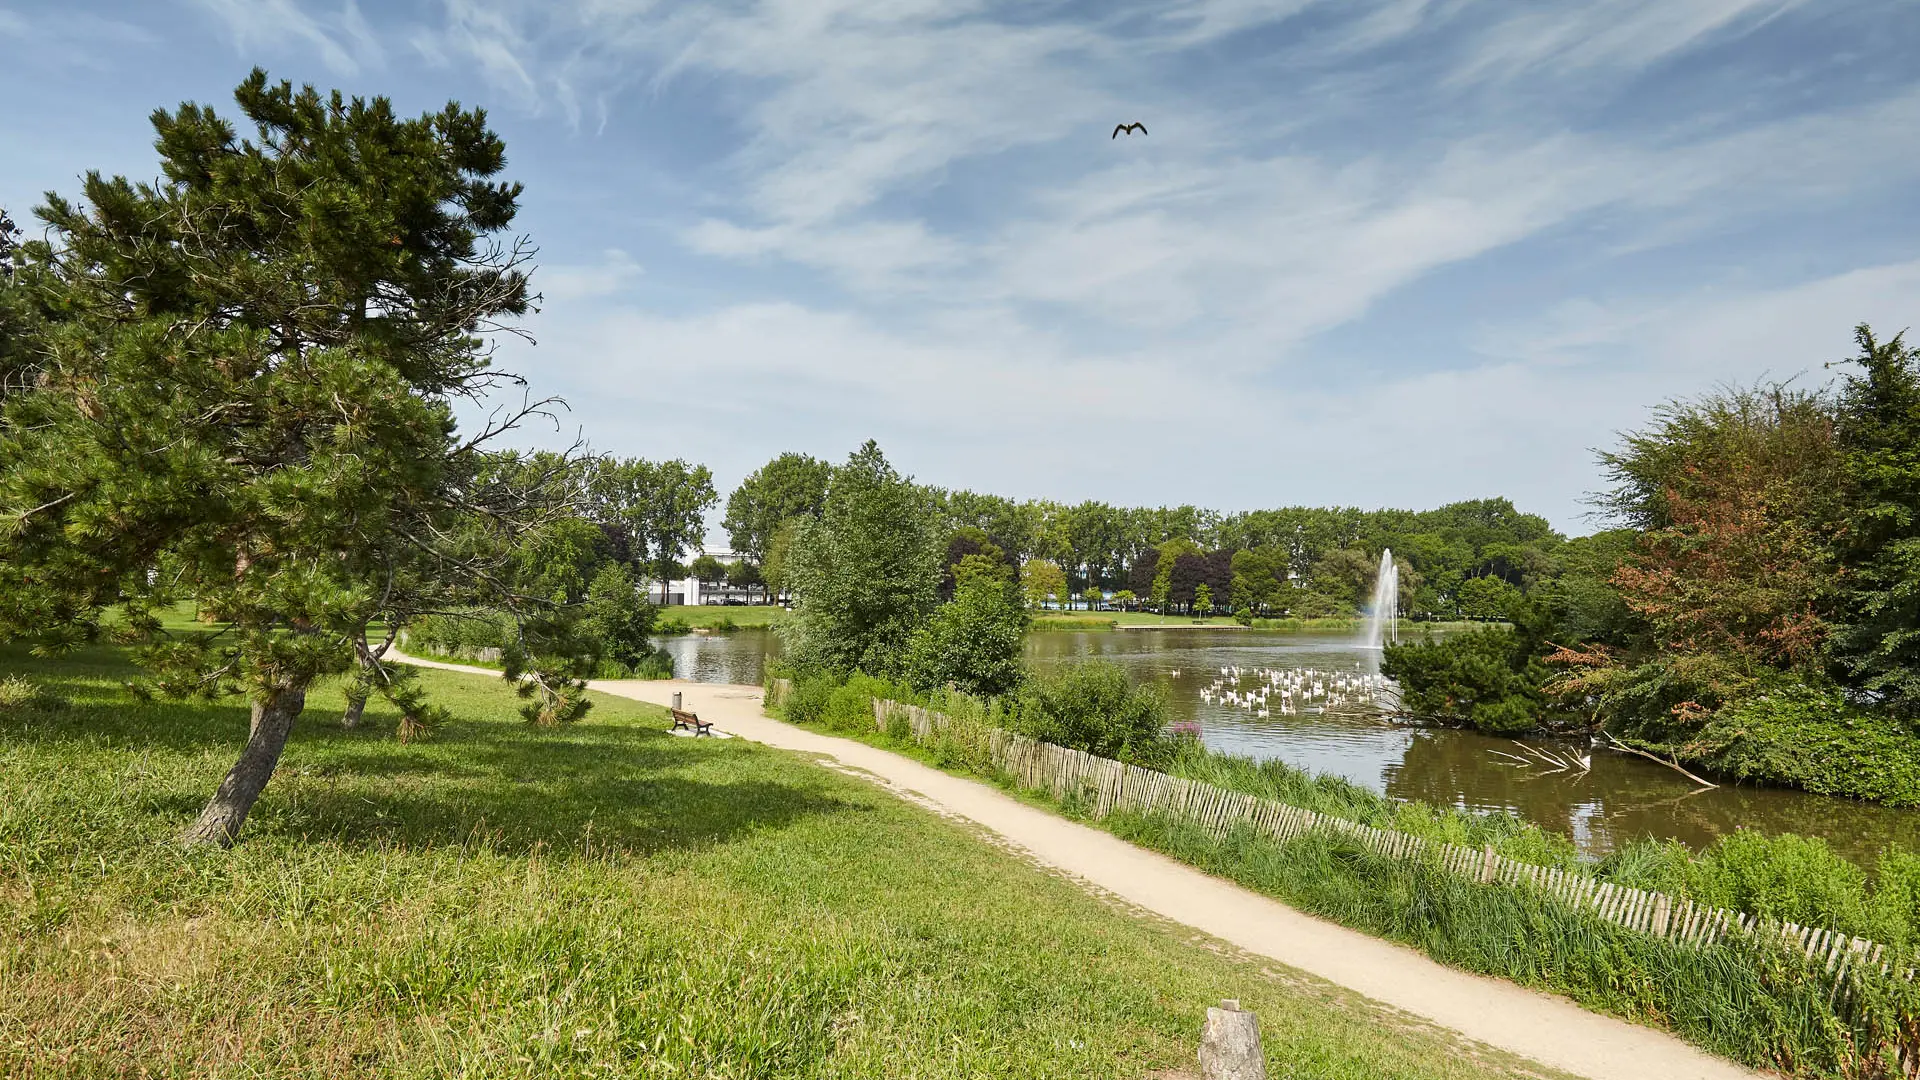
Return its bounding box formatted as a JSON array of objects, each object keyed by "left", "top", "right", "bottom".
[
  {"left": 1021, "top": 558, "right": 1067, "bottom": 610},
  {"left": 782, "top": 441, "right": 941, "bottom": 675},
  {"left": 1111, "top": 589, "right": 1137, "bottom": 611},
  {"left": 0, "top": 206, "right": 37, "bottom": 398},
  {"left": 1456, "top": 575, "right": 1524, "bottom": 620},
  {"left": 688, "top": 553, "right": 727, "bottom": 583},
  {"left": 0, "top": 71, "right": 545, "bottom": 846},
  {"left": 725, "top": 556, "right": 764, "bottom": 599},
  {"left": 905, "top": 571, "right": 1030, "bottom": 696},
  {"left": 763, "top": 518, "right": 799, "bottom": 602},
  {"left": 583, "top": 563, "right": 659, "bottom": 670},
  {"left": 939, "top": 525, "right": 1012, "bottom": 600},
  {"left": 1829, "top": 326, "right": 1920, "bottom": 717},
  {"left": 723, "top": 451, "right": 830, "bottom": 562},
  {"left": 1193, "top": 584, "right": 1214, "bottom": 618},
  {"left": 1604, "top": 384, "right": 1841, "bottom": 676},
  {"left": 587, "top": 457, "right": 717, "bottom": 594}
]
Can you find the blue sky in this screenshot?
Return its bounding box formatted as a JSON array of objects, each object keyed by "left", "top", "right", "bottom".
[{"left": 4, "top": 0, "right": 1920, "bottom": 537}]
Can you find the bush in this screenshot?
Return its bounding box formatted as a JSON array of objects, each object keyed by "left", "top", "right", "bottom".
[
  {"left": 904, "top": 575, "right": 1029, "bottom": 697},
  {"left": 1011, "top": 661, "right": 1172, "bottom": 765},
  {"left": 1382, "top": 625, "right": 1554, "bottom": 733},
  {"left": 1682, "top": 682, "right": 1920, "bottom": 807}
]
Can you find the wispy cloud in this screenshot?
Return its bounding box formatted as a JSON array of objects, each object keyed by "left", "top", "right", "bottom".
[{"left": 191, "top": 0, "right": 382, "bottom": 76}]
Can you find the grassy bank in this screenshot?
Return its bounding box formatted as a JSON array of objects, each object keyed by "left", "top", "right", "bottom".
[
  {"left": 661, "top": 604, "right": 790, "bottom": 630},
  {"left": 771, "top": 672, "right": 1920, "bottom": 1077},
  {"left": 0, "top": 644, "right": 1565, "bottom": 1080}
]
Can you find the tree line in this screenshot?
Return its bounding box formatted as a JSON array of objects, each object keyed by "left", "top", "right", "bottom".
[{"left": 726, "top": 451, "right": 1564, "bottom": 620}]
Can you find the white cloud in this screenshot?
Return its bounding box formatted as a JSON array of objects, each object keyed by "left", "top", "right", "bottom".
[
  {"left": 535, "top": 248, "right": 644, "bottom": 303},
  {"left": 1450, "top": 0, "right": 1809, "bottom": 85},
  {"left": 191, "top": 0, "right": 383, "bottom": 76}
]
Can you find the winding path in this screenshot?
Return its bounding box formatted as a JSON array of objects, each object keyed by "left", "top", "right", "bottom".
[{"left": 397, "top": 654, "right": 1763, "bottom": 1080}]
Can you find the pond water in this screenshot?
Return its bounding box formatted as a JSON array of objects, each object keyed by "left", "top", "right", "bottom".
[{"left": 658, "top": 625, "right": 1920, "bottom": 865}]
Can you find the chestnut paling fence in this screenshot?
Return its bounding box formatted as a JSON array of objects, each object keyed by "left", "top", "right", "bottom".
[{"left": 856, "top": 694, "right": 1917, "bottom": 992}]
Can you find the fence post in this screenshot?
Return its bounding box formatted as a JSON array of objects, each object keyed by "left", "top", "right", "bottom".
[{"left": 1479, "top": 845, "right": 1498, "bottom": 885}]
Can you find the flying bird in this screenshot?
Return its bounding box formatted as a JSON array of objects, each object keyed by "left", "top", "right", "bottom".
[{"left": 1111, "top": 122, "right": 1147, "bottom": 139}]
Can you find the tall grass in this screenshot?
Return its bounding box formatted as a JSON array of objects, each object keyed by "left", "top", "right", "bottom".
[{"left": 1105, "top": 815, "right": 1920, "bottom": 1078}]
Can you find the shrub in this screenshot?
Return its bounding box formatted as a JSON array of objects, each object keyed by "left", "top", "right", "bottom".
[
  {"left": 1011, "top": 661, "right": 1172, "bottom": 765},
  {"left": 1683, "top": 682, "right": 1920, "bottom": 807},
  {"left": 904, "top": 574, "right": 1030, "bottom": 697},
  {"left": 1381, "top": 625, "right": 1554, "bottom": 734}
]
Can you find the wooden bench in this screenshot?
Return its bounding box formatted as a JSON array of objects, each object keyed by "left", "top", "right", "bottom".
[{"left": 670, "top": 708, "right": 712, "bottom": 736}]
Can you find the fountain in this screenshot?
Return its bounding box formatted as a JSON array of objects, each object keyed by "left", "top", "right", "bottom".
[{"left": 1359, "top": 549, "right": 1399, "bottom": 678}]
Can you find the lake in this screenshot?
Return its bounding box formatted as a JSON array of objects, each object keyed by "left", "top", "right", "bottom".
[{"left": 657, "top": 624, "right": 1920, "bottom": 865}]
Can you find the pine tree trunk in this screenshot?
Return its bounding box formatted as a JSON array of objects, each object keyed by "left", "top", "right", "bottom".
[
  {"left": 340, "top": 691, "right": 367, "bottom": 729},
  {"left": 180, "top": 686, "right": 305, "bottom": 848}
]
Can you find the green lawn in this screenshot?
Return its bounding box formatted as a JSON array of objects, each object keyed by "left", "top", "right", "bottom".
[
  {"left": 664, "top": 604, "right": 792, "bottom": 629},
  {"left": 0, "top": 644, "right": 1562, "bottom": 1080}
]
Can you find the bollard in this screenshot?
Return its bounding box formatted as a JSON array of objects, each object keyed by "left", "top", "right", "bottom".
[
  {"left": 672, "top": 691, "right": 682, "bottom": 711},
  {"left": 1199, "top": 999, "right": 1266, "bottom": 1080}
]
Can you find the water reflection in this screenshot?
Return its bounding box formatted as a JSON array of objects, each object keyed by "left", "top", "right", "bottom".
[{"left": 663, "top": 624, "right": 1920, "bottom": 864}]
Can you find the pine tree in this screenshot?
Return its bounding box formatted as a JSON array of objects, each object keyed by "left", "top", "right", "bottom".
[
  {"left": 1831, "top": 325, "right": 1920, "bottom": 717},
  {"left": 0, "top": 71, "right": 554, "bottom": 846}
]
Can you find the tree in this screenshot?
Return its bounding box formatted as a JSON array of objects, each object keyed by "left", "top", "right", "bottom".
[
  {"left": 1829, "top": 326, "right": 1920, "bottom": 717},
  {"left": 722, "top": 452, "right": 830, "bottom": 562},
  {"left": 1456, "top": 575, "right": 1524, "bottom": 620},
  {"left": 583, "top": 563, "right": 659, "bottom": 671},
  {"left": 0, "top": 206, "right": 37, "bottom": 399},
  {"left": 905, "top": 571, "right": 1030, "bottom": 697},
  {"left": 0, "top": 71, "right": 544, "bottom": 846},
  {"left": 782, "top": 441, "right": 941, "bottom": 675},
  {"left": 1111, "top": 589, "right": 1137, "bottom": 611},
  {"left": 588, "top": 457, "right": 717, "bottom": 596},
  {"left": 688, "top": 553, "right": 727, "bottom": 584},
  {"left": 1021, "top": 559, "right": 1067, "bottom": 611},
  {"left": 1193, "top": 583, "right": 1214, "bottom": 619},
  {"left": 726, "top": 556, "right": 764, "bottom": 601},
  {"left": 763, "top": 518, "right": 799, "bottom": 603}
]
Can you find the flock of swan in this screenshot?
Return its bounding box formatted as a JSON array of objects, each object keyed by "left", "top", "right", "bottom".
[{"left": 1174, "top": 664, "right": 1396, "bottom": 717}]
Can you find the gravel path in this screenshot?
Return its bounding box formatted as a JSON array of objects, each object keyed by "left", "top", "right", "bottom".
[{"left": 396, "top": 655, "right": 1763, "bottom": 1080}]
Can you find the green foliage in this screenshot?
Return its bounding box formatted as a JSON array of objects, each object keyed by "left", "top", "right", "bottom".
[
  {"left": 583, "top": 563, "right": 659, "bottom": 670},
  {"left": 585, "top": 456, "right": 718, "bottom": 588},
  {"left": 1383, "top": 625, "right": 1556, "bottom": 734},
  {"left": 1680, "top": 682, "right": 1920, "bottom": 807},
  {"left": 721, "top": 451, "right": 831, "bottom": 563},
  {"left": 904, "top": 574, "right": 1031, "bottom": 697},
  {"left": 1010, "top": 661, "right": 1173, "bottom": 765},
  {"left": 1830, "top": 326, "right": 1920, "bottom": 717},
  {"left": 1103, "top": 817, "right": 1920, "bottom": 1078},
  {"left": 781, "top": 441, "right": 941, "bottom": 678},
  {"left": 0, "top": 70, "right": 550, "bottom": 842},
  {"left": 1019, "top": 558, "right": 1066, "bottom": 610},
  {"left": 1455, "top": 575, "right": 1524, "bottom": 620},
  {"left": 688, "top": 553, "right": 727, "bottom": 583}
]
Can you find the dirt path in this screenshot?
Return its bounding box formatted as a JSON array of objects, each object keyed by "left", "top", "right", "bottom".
[{"left": 397, "top": 655, "right": 1761, "bottom": 1080}]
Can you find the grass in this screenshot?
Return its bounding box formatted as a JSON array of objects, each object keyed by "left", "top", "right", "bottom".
[
  {"left": 664, "top": 604, "right": 791, "bottom": 629},
  {"left": 0, "top": 643, "right": 1570, "bottom": 1080},
  {"left": 772, "top": 672, "right": 1920, "bottom": 1079}
]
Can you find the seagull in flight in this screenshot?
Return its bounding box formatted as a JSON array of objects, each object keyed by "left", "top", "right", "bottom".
[{"left": 1112, "top": 122, "right": 1147, "bottom": 139}]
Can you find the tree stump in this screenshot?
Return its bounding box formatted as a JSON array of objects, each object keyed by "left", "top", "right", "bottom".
[{"left": 1198, "top": 999, "right": 1266, "bottom": 1080}]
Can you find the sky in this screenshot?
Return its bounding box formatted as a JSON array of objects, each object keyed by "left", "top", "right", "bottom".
[{"left": 4, "top": 0, "right": 1920, "bottom": 540}]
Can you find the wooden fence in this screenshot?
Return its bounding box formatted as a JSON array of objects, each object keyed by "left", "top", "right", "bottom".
[{"left": 872, "top": 698, "right": 1916, "bottom": 989}]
